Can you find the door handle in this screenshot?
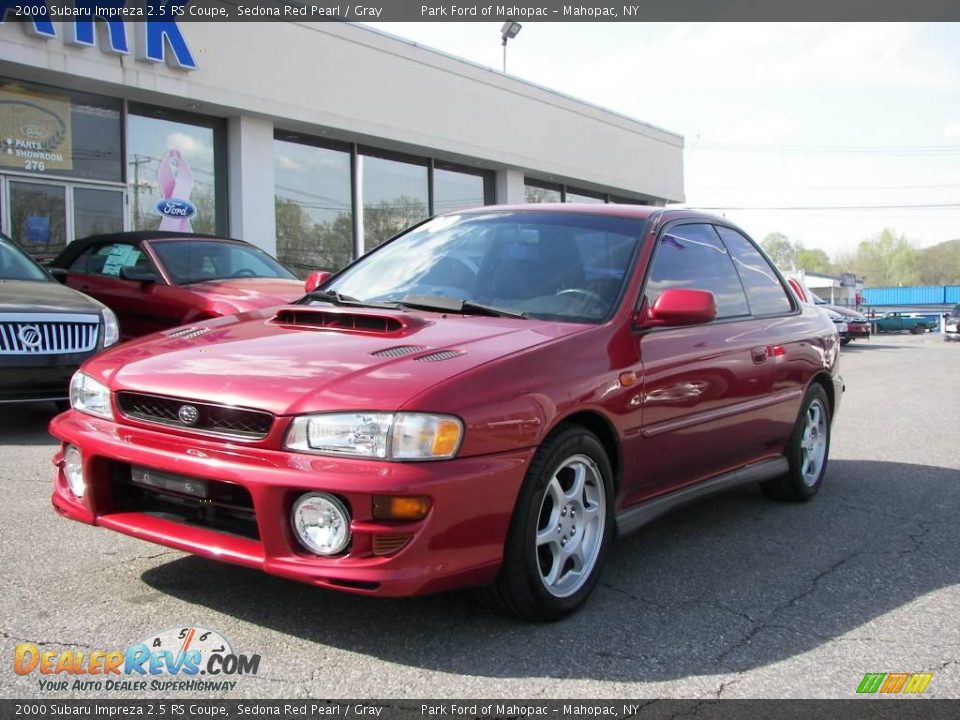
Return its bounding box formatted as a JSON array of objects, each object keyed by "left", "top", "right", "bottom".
[{"left": 751, "top": 346, "right": 767, "bottom": 364}]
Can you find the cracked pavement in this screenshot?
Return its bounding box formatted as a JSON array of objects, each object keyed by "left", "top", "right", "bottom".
[{"left": 1, "top": 333, "right": 958, "bottom": 699}]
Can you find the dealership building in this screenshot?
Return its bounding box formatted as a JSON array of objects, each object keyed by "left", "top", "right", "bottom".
[{"left": 0, "top": 20, "right": 684, "bottom": 274}]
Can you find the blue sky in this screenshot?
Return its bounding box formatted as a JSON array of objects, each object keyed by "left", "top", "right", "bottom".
[{"left": 364, "top": 22, "right": 960, "bottom": 258}]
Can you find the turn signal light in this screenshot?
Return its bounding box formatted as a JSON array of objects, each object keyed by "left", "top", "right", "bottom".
[{"left": 372, "top": 495, "right": 432, "bottom": 521}]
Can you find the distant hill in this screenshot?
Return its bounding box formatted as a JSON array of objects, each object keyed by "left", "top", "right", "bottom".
[{"left": 918, "top": 239, "right": 960, "bottom": 285}]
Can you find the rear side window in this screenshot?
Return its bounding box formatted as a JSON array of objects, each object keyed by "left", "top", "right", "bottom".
[
  {"left": 643, "top": 223, "right": 749, "bottom": 318},
  {"left": 70, "top": 243, "right": 152, "bottom": 278},
  {"left": 715, "top": 226, "right": 793, "bottom": 315}
]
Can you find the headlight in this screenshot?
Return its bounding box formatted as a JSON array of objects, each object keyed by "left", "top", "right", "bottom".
[
  {"left": 101, "top": 308, "right": 120, "bottom": 347},
  {"left": 285, "top": 412, "right": 463, "bottom": 461},
  {"left": 70, "top": 371, "right": 114, "bottom": 420}
]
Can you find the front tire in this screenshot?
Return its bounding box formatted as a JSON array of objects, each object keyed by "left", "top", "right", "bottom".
[
  {"left": 761, "top": 384, "right": 831, "bottom": 502},
  {"left": 480, "top": 426, "right": 614, "bottom": 621}
]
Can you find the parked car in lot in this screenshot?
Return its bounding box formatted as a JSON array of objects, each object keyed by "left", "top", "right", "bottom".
[
  {"left": 48, "top": 232, "right": 306, "bottom": 340},
  {"left": 0, "top": 233, "right": 119, "bottom": 406},
  {"left": 812, "top": 298, "right": 870, "bottom": 345},
  {"left": 944, "top": 305, "right": 960, "bottom": 342},
  {"left": 873, "top": 311, "right": 937, "bottom": 334},
  {"left": 50, "top": 206, "right": 843, "bottom": 620}
]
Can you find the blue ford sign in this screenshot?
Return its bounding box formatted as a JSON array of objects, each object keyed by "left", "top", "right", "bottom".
[
  {"left": 0, "top": 0, "right": 197, "bottom": 71},
  {"left": 155, "top": 198, "right": 196, "bottom": 220}
]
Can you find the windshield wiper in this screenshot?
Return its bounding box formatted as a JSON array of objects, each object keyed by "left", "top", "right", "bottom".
[
  {"left": 395, "top": 295, "right": 527, "bottom": 319},
  {"left": 303, "top": 289, "right": 398, "bottom": 309}
]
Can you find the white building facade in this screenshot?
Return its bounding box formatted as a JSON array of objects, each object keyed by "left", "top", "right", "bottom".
[{"left": 0, "top": 20, "right": 684, "bottom": 274}]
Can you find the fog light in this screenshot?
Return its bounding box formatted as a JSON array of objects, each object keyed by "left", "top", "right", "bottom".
[
  {"left": 291, "top": 493, "right": 350, "bottom": 556},
  {"left": 63, "top": 444, "right": 84, "bottom": 498}
]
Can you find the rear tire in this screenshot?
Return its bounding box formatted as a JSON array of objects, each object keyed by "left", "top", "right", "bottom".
[
  {"left": 479, "top": 425, "right": 614, "bottom": 621},
  {"left": 761, "top": 384, "right": 831, "bottom": 503}
]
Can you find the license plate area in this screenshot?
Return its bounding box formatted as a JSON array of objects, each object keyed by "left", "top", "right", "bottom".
[
  {"left": 131, "top": 466, "right": 209, "bottom": 499},
  {"left": 108, "top": 462, "right": 259, "bottom": 541}
]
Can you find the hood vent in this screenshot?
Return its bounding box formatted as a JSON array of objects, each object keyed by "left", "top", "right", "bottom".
[
  {"left": 167, "top": 326, "right": 210, "bottom": 340},
  {"left": 371, "top": 345, "right": 426, "bottom": 358},
  {"left": 275, "top": 308, "right": 403, "bottom": 334},
  {"left": 416, "top": 350, "right": 464, "bottom": 362}
]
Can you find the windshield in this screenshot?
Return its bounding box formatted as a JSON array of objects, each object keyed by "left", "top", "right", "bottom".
[
  {"left": 151, "top": 240, "right": 297, "bottom": 285},
  {"left": 325, "top": 211, "right": 644, "bottom": 323},
  {"left": 0, "top": 235, "right": 50, "bottom": 282}
]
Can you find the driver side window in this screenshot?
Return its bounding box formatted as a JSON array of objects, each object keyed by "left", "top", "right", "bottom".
[{"left": 643, "top": 223, "right": 749, "bottom": 319}]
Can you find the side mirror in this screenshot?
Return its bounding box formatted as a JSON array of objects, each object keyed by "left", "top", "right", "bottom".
[
  {"left": 304, "top": 270, "right": 332, "bottom": 293},
  {"left": 119, "top": 266, "right": 159, "bottom": 285},
  {"left": 47, "top": 267, "right": 68, "bottom": 285},
  {"left": 636, "top": 289, "right": 717, "bottom": 328}
]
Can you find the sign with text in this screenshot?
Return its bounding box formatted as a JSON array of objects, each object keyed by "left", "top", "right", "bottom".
[{"left": 0, "top": 87, "right": 73, "bottom": 173}]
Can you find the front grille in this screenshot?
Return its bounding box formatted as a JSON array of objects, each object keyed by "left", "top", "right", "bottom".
[
  {"left": 0, "top": 313, "right": 99, "bottom": 355},
  {"left": 108, "top": 463, "right": 259, "bottom": 541},
  {"left": 116, "top": 392, "right": 274, "bottom": 440}
]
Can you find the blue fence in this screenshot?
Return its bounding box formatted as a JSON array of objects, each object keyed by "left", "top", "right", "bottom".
[{"left": 863, "top": 286, "right": 960, "bottom": 306}]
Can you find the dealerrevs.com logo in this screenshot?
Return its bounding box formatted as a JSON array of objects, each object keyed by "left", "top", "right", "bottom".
[{"left": 14, "top": 626, "right": 260, "bottom": 693}]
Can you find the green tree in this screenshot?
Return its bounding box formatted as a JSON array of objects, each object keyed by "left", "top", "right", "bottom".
[
  {"left": 795, "top": 247, "right": 834, "bottom": 274},
  {"left": 761, "top": 232, "right": 796, "bottom": 270},
  {"left": 846, "top": 228, "right": 921, "bottom": 287}
]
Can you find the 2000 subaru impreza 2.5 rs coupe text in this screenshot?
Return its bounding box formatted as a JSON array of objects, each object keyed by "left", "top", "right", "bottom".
[{"left": 50, "top": 205, "right": 843, "bottom": 620}]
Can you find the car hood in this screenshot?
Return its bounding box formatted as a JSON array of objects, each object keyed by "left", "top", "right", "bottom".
[
  {"left": 824, "top": 304, "right": 868, "bottom": 321},
  {"left": 89, "top": 306, "right": 589, "bottom": 416},
  {"left": 182, "top": 278, "right": 306, "bottom": 312},
  {"left": 0, "top": 279, "right": 102, "bottom": 315}
]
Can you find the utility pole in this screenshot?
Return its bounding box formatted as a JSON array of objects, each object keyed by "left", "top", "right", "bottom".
[{"left": 130, "top": 154, "right": 153, "bottom": 230}]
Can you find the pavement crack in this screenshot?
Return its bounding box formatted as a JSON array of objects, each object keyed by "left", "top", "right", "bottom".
[
  {"left": 712, "top": 551, "right": 859, "bottom": 667},
  {"left": 597, "top": 581, "right": 668, "bottom": 609}
]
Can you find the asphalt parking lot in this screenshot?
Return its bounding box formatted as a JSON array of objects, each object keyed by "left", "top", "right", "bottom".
[{"left": 1, "top": 333, "right": 958, "bottom": 700}]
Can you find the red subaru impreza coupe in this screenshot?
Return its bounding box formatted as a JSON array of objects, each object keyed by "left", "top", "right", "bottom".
[{"left": 50, "top": 206, "right": 842, "bottom": 620}]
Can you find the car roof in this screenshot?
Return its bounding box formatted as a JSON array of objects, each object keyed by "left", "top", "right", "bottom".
[
  {"left": 49, "top": 231, "right": 247, "bottom": 268},
  {"left": 454, "top": 203, "right": 737, "bottom": 227}
]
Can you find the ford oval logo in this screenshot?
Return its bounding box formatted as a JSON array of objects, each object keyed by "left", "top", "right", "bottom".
[
  {"left": 177, "top": 405, "right": 200, "bottom": 426},
  {"left": 155, "top": 198, "right": 197, "bottom": 220}
]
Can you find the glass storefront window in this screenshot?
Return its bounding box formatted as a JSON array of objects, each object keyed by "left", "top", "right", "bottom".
[
  {"left": 525, "top": 181, "right": 562, "bottom": 204},
  {"left": 361, "top": 152, "right": 428, "bottom": 253},
  {"left": 0, "top": 78, "right": 122, "bottom": 182},
  {"left": 127, "top": 110, "right": 222, "bottom": 235},
  {"left": 566, "top": 189, "right": 605, "bottom": 204},
  {"left": 74, "top": 187, "right": 124, "bottom": 238},
  {"left": 8, "top": 181, "right": 66, "bottom": 259},
  {"left": 274, "top": 138, "right": 353, "bottom": 276},
  {"left": 433, "top": 166, "right": 489, "bottom": 214}
]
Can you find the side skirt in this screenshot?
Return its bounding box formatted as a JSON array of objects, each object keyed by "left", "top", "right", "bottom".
[{"left": 615, "top": 457, "right": 789, "bottom": 537}]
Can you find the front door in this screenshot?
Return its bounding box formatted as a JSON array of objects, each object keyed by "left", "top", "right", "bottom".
[{"left": 7, "top": 180, "right": 67, "bottom": 261}]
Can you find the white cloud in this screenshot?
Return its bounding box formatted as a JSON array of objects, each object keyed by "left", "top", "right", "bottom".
[
  {"left": 944, "top": 123, "right": 960, "bottom": 139},
  {"left": 165, "top": 132, "right": 212, "bottom": 161}
]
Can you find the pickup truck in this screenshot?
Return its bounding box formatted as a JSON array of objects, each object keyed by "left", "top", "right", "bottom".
[{"left": 873, "top": 312, "right": 937, "bottom": 334}]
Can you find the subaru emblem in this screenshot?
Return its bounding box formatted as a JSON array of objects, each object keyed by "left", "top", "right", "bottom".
[{"left": 178, "top": 404, "right": 200, "bottom": 426}]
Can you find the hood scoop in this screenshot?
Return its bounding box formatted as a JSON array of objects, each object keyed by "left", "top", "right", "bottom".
[
  {"left": 274, "top": 308, "right": 414, "bottom": 334},
  {"left": 416, "top": 350, "right": 465, "bottom": 362},
  {"left": 371, "top": 345, "right": 427, "bottom": 358}
]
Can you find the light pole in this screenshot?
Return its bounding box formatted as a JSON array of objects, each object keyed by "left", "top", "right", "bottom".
[{"left": 501, "top": 21, "right": 522, "bottom": 73}]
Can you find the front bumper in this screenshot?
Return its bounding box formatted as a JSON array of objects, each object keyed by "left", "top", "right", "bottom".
[
  {"left": 49, "top": 411, "right": 532, "bottom": 596},
  {"left": 0, "top": 353, "right": 92, "bottom": 403}
]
